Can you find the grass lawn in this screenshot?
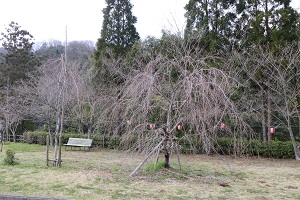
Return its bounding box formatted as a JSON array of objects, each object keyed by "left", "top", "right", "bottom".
[{"left": 0, "top": 142, "right": 299, "bottom": 200}]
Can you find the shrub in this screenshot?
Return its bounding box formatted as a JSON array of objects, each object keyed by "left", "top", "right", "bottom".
[
  {"left": 62, "top": 133, "right": 87, "bottom": 144},
  {"left": 21, "top": 131, "right": 297, "bottom": 159},
  {"left": 214, "top": 137, "right": 234, "bottom": 155},
  {"left": 258, "top": 140, "right": 295, "bottom": 158},
  {"left": 91, "top": 135, "right": 106, "bottom": 148},
  {"left": 212, "top": 137, "right": 296, "bottom": 159},
  {"left": 23, "top": 131, "right": 48, "bottom": 144},
  {"left": 178, "top": 136, "right": 203, "bottom": 154},
  {"left": 178, "top": 136, "right": 297, "bottom": 159},
  {"left": 3, "top": 148, "right": 18, "bottom": 165},
  {"left": 106, "top": 136, "right": 121, "bottom": 149},
  {"left": 23, "top": 131, "right": 87, "bottom": 145}
]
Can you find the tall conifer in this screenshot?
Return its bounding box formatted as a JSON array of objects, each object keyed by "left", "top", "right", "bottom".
[
  {"left": 94, "top": 0, "right": 139, "bottom": 83},
  {"left": 95, "top": 0, "right": 139, "bottom": 58}
]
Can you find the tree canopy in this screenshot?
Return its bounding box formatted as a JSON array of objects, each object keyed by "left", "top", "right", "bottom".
[
  {"left": 184, "top": 0, "right": 300, "bottom": 50},
  {"left": 95, "top": 0, "right": 139, "bottom": 57},
  {"left": 0, "top": 21, "right": 39, "bottom": 84}
]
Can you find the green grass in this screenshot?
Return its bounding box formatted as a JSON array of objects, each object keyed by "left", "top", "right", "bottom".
[
  {"left": 2, "top": 142, "right": 45, "bottom": 152},
  {"left": 0, "top": 142, "right": 300, "bottom": 200},
  {"left": 75, "top": 184, "right": 94, "bottom": 190},
  {"left": 145, "top": 161, "right": 165, "bottom": 172}
]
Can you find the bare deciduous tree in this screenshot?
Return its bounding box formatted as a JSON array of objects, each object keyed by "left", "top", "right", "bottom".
[
  {"left": 67, "top": 60, "right": 100, "bottom": 138},
  {"left": 236, "top": 44, "right": 300, "bottom": 159},
  {"left": 99, "top": 33, "right": 252, "bottom": 173},
  {"left": 0, "top": 95, "right": 23, "bottom": 142}
]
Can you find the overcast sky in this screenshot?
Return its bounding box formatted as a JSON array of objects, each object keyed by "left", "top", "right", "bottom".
[{"left": 0, "top": 0, "right": 299, "bottom": 45}]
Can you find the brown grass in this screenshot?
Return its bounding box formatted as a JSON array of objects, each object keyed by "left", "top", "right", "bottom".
[{"left": 0, "top": 143, "right": 300, "bottom": 200}]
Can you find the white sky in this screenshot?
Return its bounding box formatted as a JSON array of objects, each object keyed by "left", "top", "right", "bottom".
[{"left": 0, "top": 0, "right": 299, "bottom": 45}]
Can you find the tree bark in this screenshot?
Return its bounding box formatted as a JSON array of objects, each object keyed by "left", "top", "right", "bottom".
[
  {"left": 0, "top": 135, "right": 3, "bottom": 152},
  {"left": 298, "top": 110, "right": 300, "bottom": 138},
  {"left": 53, "top": 111, "right": 60, "bottom": 164},
  {"left": 57, "top": 136, "right": 62, "bottom": 167},
  {"left": 164, "top": 131, "right": 171, "bottom": 168},
  {"left": 46, "top": 135, "right": 49, "bottom": 166},
  {"left": 87, "top": 125, "right": 92, "bottom": 139},
  {"left": 138, "top": 131, "right": 142, "bottom": 153},
  {"left": 261, "top": 91, "right": 267, "bottom": 142},
  {"left": 48, "top": 123, "right": 53, "bottom": 147},
  {"left": 287, "top": 121, "right": 300, "bottom": 160},
  {"left": 164, "top": 103, "right": 172, "bottom": 168},
  {"left": 264, "top": 0, "right": 270, "bottom": 44},
  {"left": 267, "top": 90, "right": 272, "bottom": 145}
]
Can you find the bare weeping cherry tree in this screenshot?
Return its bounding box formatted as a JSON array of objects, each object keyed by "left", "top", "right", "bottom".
[{"left": 100, "top": 33, "right": 252, "bottom": 175}]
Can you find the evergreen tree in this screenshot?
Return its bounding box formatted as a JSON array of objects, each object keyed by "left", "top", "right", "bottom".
[
  {"left": 184, "top": 0, "right": 300, "bottom": 49},
  {"left": 95, "top": 0, "right": 139, "bottom": 58},
  {"left": 244, "top": 0, "right": 299, "bottom": 47},
  {"left": 0, "top": 21, "right": 39, "bottom": 83},
  {"left": 94, "top": 0, "right": 140, "bottom": 83},
  {"left": 34, "top": 40, "right": 65, "bottom": 61},
  {"left": 184, "top": 0, "right": 237, "bottom": 51},
  {"left": 269, "top": 5, "right": 299, "bottom": 46}
]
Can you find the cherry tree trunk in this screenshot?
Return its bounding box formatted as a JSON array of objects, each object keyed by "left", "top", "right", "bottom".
[{"left": 164, "top": 131, "right": 171, "bottom": 168}]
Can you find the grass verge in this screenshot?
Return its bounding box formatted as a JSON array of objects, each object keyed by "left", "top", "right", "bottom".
[{"left": 0, "top": 142, "right": 299, "bottom": 199}]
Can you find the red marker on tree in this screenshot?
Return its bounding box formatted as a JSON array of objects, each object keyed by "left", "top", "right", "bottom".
[
  {"left": 220, "top": 123, "right": 226, "bottom": 129},
  {"left": 177, "top": 124, "right": 183, "bottom": 131},
  {"left": 149, "top": 124, "right": 155, "bottom": 129}
]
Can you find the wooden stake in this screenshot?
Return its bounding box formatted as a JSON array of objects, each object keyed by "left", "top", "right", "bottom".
[
  {"left": 58, "top": 136, "right": 62, "bottom": 167},
  {"left": 175, "top": 142, "right": 182, "bottom": 170},
  {"left": 46, "top": 135, "right": 49, "bottom": 166},
  {"left": 155, "top": 147, "right": 160, "bottom": 164},
  {"left": 130, "top": 138, "right": 165, "bottom": 177},
  {"left": 0, "top": 140, "right": 3, "bottom": 152}
]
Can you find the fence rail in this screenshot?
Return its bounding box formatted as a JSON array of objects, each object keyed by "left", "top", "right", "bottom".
[{"left": 0, "top": 134, "right": 24, "bottom": 142}]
